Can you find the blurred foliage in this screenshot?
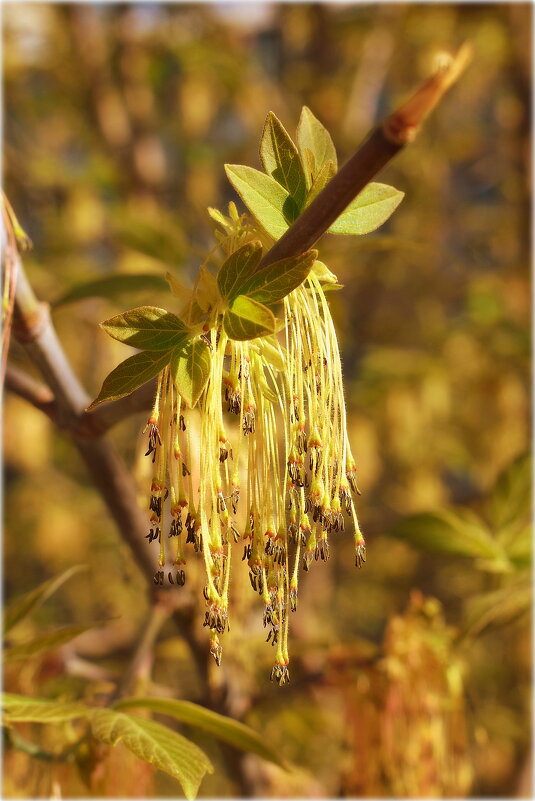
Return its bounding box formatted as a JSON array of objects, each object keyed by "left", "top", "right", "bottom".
[{"left": 3, "top": 3, "right": 531, "bottom": 799}]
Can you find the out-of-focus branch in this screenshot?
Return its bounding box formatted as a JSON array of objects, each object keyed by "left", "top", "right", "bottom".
[
  {"left": 4, "top": 365, "right": 57, "bottom": 418},
  {"left": 258, "top": 43, "right": 472, "bottom": 270}
]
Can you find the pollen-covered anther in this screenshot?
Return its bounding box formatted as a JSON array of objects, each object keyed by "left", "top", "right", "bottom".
[
  {"left": 224, "top": 377, "right": 241, "bottom": 414},
  {"left": 346, "top": 457, "right": 361, "bottom": 495},
  {"left": 145, "top": 527, "right": 160, "bottom": 544},
  {"left": 144, "top": 417, "right": 162, "bottom": 462},
  {"left": 243, "top": 403, "right": 256, "bottom": 435},
  {"left": 210, "top": 631, "right": 223, "bottom": 666},
  {"left": 169, "top": 516, "right": 182, "bottom": 538},
  {"left": 355, "top": 542, "right": 367, "bottom": 568},
  {"left": 287, "top": 449, "right": 305, "bottom": 486},
  {"left": 270, "top": 660, "right": 290, "bottom": 686},
  {"left": 315, "top": 535, "right": 330, "bottom": 562},
  {"left": 203, "top": 602, "right": 228, "bottom": 634}
]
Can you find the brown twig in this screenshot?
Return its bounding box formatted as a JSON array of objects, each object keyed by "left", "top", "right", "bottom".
[{"left": 258, "top": 43, "right": 472, "bottom": 270}]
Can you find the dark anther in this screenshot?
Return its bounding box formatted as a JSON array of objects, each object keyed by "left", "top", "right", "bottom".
[
  {"left": 169, "top": 518, "right": 182, "bottom": 538},
  {"left": 168, "top": 572, "right": 174, "bottom": 584},
  {"left": 182, "top": 463, "right": 191, "bottom": 477},
  {"left": 179, "top": 414, "right": 186, "bottom": 431},
  {"left": 153, "top": 570, "right": 164, "bottom": 585},
  {"left": 355, "top": 543, "right": 367, "bottom": 568},
  {"left": 146, "top": 527, "right": 160, "bottom": 544},
  {"left": 145, "top": 424, "right": 162, "bottom": 463},
  {"left": 176, "top": 570, "right": 186, "bottom": 586}
]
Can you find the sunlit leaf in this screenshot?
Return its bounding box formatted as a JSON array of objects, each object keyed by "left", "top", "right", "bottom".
[
  {"left": 239, "top": 250, "right": 317, "bottom": 306},
  {"left": 101, "top": 307, "right": 188, "bottom": 351},
  {"left": 196, "top": 265, "right": 219, "bottom": 313},
  {"left": 88, "top": 350, "right": 171, "bottom": 409},
  {"left": 311, "top": 259, "right": 338, "bottom": 285},
  {"left": 328, "top": 183, "right": 404, "bottom": 235},
  {"left": 224, "top": 165, "right": 289, "bottom": 240},
  {"left": 4, "top": 623, "right": 100, "bottom": 662},
  {"left": 305, "top": 160, "right": 336, "bottom": 206},
  {"left": 170, "top": 337, "right": 211, "bottom": 409},
  {"left": 4, "top": 565, "right": 86, "bottom": 634},
  {"left": 52, "top": 274, "right": 169, "bottom": 308},
  {"left": 223, "top": 295, "right": 275, "bottom": 341},
  {"left": 389, "top": 509, "right": 509, "bottom": 563},
  {"left": 90, "top": 708, "right": 213, "bottom": 800},
  {"left": 217, "top": 240, "right": 263, "bottom": 302},
  {"left": 2, "top": 692, "right": 91, "bottom": 724},
  {"left": 255, "top": 337, "right": 285, "bottom": 372},
  {"left": 115, "top": 697, "right": 287, "bottom": 770},
  {"left": 260, "top": 112, "right": 307, "bottom": 211},
  {"left": 296, "top": 106, "right": 337, "bottom": 183}
]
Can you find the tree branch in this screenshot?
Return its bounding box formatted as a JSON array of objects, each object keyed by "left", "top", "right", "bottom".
[{"left": 259, "top": 43, "right": 472, "bottom": 269}]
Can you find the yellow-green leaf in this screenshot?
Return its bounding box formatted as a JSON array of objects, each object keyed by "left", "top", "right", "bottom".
[
  {"left": 223, "top": 295, "right": 275, "bottom": 341},
  {"left": 224, "top": 165, "right": 289, "bottom": 240},
  {"left": 311, "top": 260, "right": 339, "bottom": 285},
  {"left": 90, "top": 708, "right": 213, "bottom": 800},
  {"left": 239, "top": 250, "right": 317, "bottom": 306},
  {"left": 328, "top": 182, "right": 404, "bottom": 235},
  {"left": 296, "top": 106, "right": 337, "bottom": 184},
  {"left": 170, "top": 338, "right": 211, "bottom": 409},
  {"left": 217, "top": 240, "right": 263, "bottom": 302},
  {"left": 88, "top": 349, "right": 171, "bottom": 409},
  {"left": 4, "top": 565, "right": 86, "bottom": 634},
  {"left": 101, "top": 306, "right": 188, "bottom": 351},
  {"left": 114, "top": 697, "right": 287, "bottom": 770},
  {"left": 53, "top": 274, "right": 169, "bottom": 308},
  {"left": 4, "top": 624, "right": 99, "bottom": 663},
  {"left": 2, "top": 693, "right": 91, "bottom": 724},
  {"left": 305, "top": 159, "right": 336, "bottom": 207},
  {"left": 260, "top": 111, "right": 307, "bottom": 212}
]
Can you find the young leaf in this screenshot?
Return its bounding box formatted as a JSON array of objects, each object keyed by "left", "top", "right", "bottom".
[
  {"left": 305, "top": 159, "right": 336, "bottom": 206},
  {"left": 260, "top": 112, "right": 307, "bottom": 210},
  {"left": 224, "top": 165, "right": 289, "bottom": 240},
  {"left": 53, "top": 274, "right": 169, "bottom": 308},
  {"left": 238, "top": 249, "right": 317, "bottom": 306},
  {"left": 328, "top": 182, "right": 404, "bottom": 235},
  {"left": 166, "top": 272, "right": 193, "bottom": 300},
  {"left": 114, "top": 697, "right": 287, "bottom": 770},
  {"left": 90, "top": 708, "right": 213, "bottom": 801},
  {"left": 2, "top": 693, "right": 91, "bottom": 724},
  {"left": 88, "top": 349, "right": 172, "bottom": 409},
  {"left": 312, "top": 260, "right": 339, "bottom": 285},
  {"left": 101, "top": 307, "right": 189, "bottom": 351},
  {"left": 4, "top": 624, "right": 100, "bottom": 663},
  {"left": 170, "top": 338, "right": 211, "bottom": 409},
  {"left": 462, "top": 572, "right": 531, "bottom": 637},
  {"left": 223, "top": 295, "right": 275, "bottom": 341},
  {"left": 196, "top": 265, "right": 219, "bottom": 313},
  {"left": 217, "top": 240, "right": 263, "bottom": 303},
  {"left": 296, "top": 106, "right": 338, "bottom": 182},
  {"left": 4, "top": 565, "right": 86, "bottom": 634}
]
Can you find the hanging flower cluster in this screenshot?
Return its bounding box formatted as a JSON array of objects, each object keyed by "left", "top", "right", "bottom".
[{"left": 90, "top": 108, "right": 403, "bottom": 684}]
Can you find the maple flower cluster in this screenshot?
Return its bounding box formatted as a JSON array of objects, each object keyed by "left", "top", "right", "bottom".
[{"left": 92, "top": 108, "right": 403, "bottom": 683}]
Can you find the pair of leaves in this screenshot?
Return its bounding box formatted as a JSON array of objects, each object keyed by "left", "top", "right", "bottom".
[
  {"left": 90, "top": 307, "right": 211, "bottom": 409},
  {"left": 2, "top": 695, "right": 211, "bottom": 800},
  {"left": 3, "top": 692, "right": 286, "bottom": 799},
  {"left": 225, "top": 107, "right": 403, "bottom": 244},
  {"left": 217, "top": 240, "right": 317, "bottom": 341}
]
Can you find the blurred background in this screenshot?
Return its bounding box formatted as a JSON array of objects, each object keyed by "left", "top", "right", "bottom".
[{"left": 3, "top": 3, "right": 531, "bottom": 798}]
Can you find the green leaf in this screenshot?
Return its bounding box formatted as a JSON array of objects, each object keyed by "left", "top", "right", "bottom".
[
  {"left": 305, "top": 160, "right": 336, "bottom": 206},
  {"left": 389, "top": 509, "right": 509, "bottom": 563},
  {"left": 90, "top": 708, "right": 213, "bottom": 800},
  {"left": 4, "top": 565, "right": 86, "bottom": 634},
  {"left": 4, "top": 624, "right": 100, "bottom": 663},
  {"left": 2, "top": 693, "right": 91, "bottom": 724},
  {"left": 170, "top": 338, "right": 211, "bottom": 409},
  {"left": 88, "top": 349, "right": 171, "bottom": 409},
  {"left": 328, "top": 182, "right": 404, "bottom": 235},
  {"left": 487, "top": 453, "right": 531, "bottom": 533},
  {"left": 462, "top": 572, "right": 531, "bottom": 637},
  {"left": 238, "top": 250, "right": 317, "bottom": 306},
  {"left": 217, "top": 240, "right": 263, "bottom": 303},
  {"left": 52, "top": 274, "right": 169, "bottom": 308},
  {"left": 114, "top": 697, "right": 286, "bottom": 770},
  {"left": 101, "top": 306, "right": 188, "bottom": 351},
  {"left": 260, "top": 112, "right": 307, "bottom": 211},
  {"left": 296, "top": 106, "right": 337, "bottom": 183},
  {"left": 223, "top": 295, "right": 275, "bottom": 341},
  {"left": 311, "top": 259, "right": 339, "bottom": 285},
  {"left": 224, "top": 165, "right": 289, "bottom": 240}
]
